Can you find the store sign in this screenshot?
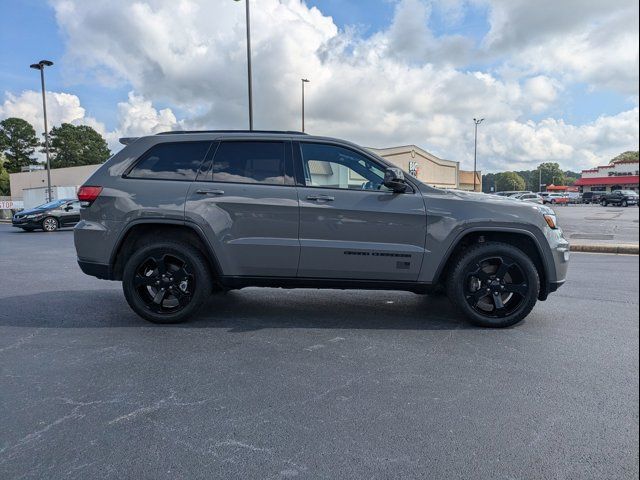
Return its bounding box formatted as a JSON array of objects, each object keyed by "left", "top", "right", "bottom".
[
  {"left": 608, "top": 170, "right": 640, "bottom": 176},
  {"left": 0, "top": 200, "right": 23, "bottom": 210},
  {"left": 408, "top": 161, "right": 419, "bottom": 177}
]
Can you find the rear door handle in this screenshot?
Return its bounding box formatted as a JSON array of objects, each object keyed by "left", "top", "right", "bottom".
[
  {"left": 306, "top": 195, "right": 335, "bottom": 201},
  {"left": 196, "top": 189, "right": 225, "bottom": 196}
]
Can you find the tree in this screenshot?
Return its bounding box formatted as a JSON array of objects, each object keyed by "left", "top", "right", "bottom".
[
  {"left": 610, "top": 151, "right": 638, "bottom": 164},
  {"left": 495, "top": 171, "right": 526, "bottom": 192},
  {"left": 0, "top": 117, "right": 39, "bottom": 173},
  {"left": 482, "top": 172, "right": 497, "bottom": 193},
  {"left": 48, "top": 123, "right": 111, "bottom": 168},
  {"left": 0, "top": 155, "right": 10, "bottom": 196},
  {"left": 537, "top": 162, "right": 565, "bottom": 187}
]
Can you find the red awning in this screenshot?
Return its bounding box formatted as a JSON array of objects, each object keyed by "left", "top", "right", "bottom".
[{"left": 575, "top": 175, "right": 639, "bottom": 186}]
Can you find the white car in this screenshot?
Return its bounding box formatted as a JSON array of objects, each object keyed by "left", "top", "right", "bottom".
[{"left": 514, "top": 193, "right": 544, "bottom": 204}]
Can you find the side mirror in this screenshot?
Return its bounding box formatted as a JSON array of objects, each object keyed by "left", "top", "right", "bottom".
[
  {"left": 383, "top": 168, "right": 407, "bottom": 193},
  {"left": 64, "top": 206, "right": 73, "bottom": 211}
]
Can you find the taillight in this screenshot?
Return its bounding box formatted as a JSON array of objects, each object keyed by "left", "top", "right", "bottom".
[{"left": 77, "top": 186, "right": 103, "bottom": 203}]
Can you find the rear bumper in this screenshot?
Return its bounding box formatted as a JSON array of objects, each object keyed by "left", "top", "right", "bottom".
[{"left": 77, "top": 260, "right": 112, "bottom": 280}]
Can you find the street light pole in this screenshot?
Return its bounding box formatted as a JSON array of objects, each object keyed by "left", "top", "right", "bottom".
[
  {"left": 30, "top": 60, "right": 54, "bottom": 202},
  {"left": 473, "top": 117, "right": 484, "bottom": 192},
  {"left": 235, "top": 0, "right": 253, "bottom": 130},
  {"left": 301, "top": 78, "right": 309, "bottom": 132}
]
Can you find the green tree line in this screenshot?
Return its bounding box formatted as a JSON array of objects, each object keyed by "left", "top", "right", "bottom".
[
  {"left": 0, "top": 117, "right": 111, "bottom": 195},
  {"left": 480, "top": 154, "right": 638, "bottom": 194}
]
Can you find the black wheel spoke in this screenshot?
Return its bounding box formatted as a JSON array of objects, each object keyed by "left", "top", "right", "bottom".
[
  {"left": 492, "top": 293, "right": 505, "bottom": 310},
  {"left": 150, "top": 255, "right": 167, "bottom": 275},
  {"left": 133, "top": 274, "right": 156, "bottom": 288},
  {"left": 152, "top": 289, "right": 167, "bottom": 305},
  {"left": 469, "top": 264, "right": 490, "bottom": 281},
  {"left": 495, "top": 260, "right": 512, "bottom": 279},
  {"left": 170, "top": 287, "right": 190, "bottom": 307},
  {"left": 504, "top": 282, "right": 528, "bottom": 296},
  {"left": 172, "top": 267, "right": 189, "bottom": 283}
]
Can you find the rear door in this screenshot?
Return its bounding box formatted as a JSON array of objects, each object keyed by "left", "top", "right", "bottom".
[
  {"left": 294, "top": 141, "right": 427, "bottom": 281},
  {"left": 185, "top": 139, "right": 300, "bottom": 277},
  {"left": 60, "top": 201, "right": 81, "bottom": 225}
]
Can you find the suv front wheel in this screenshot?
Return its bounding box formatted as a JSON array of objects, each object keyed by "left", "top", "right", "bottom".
[
  {"left": 447, "top": 242, "right": 540, "bottom": 328},
  {"left": 122, "top": 241, "right": 212, "bottom": 324}
]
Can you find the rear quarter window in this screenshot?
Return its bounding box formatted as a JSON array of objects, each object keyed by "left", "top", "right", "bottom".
[{"left": 127, "top": 142, "right": 212, "bottom": 181}]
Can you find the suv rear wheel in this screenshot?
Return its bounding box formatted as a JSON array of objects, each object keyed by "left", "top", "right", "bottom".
[
  {"left": 446, "top": 242, "right": 540, "bottom": 328},
  {"left": 122, "top": 241, "right": 212, "bottom": 324}
]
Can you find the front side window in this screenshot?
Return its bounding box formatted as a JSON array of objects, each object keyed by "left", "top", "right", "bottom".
[
  {"left": 299, "top": 143, "right": 390, "bottom": 191},
  {"left": 212, "top": 141, "right": 287, "bottom": 185},
  {"left": 128, "top": 142, "right": 212, "bottom": 181}
]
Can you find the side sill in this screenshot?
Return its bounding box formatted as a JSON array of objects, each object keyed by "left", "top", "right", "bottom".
[{"left": 219, "top": 276, "right": 433, "bottom": 293}]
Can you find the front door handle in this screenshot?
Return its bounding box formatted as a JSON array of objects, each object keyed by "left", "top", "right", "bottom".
[
  {"left": 306, "top": 195, "right": 335, "bottom": 201},
  {"left": 196, "top": 189, "right": 225, "bottom": 196}
]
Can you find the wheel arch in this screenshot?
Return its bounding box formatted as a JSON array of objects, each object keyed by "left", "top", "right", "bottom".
[
  {"left": 433, "top": 228, "right": 552, "bottom": 301},
  {"left": 109, "top": 220, "right": 223, "bottom": 282}
]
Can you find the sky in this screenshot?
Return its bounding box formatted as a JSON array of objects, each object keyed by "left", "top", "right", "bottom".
[{"left": 0, "top": 0, "right": 638, "bottom": 173}]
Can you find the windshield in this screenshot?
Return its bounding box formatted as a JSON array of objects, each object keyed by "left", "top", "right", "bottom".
[{"left": 36, "top": 200, "right": 67, "bottom": 209}]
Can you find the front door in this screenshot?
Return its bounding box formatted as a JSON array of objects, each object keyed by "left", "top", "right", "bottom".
[
  {"left": 185, "top": 139, "right": 300, "bottom": 277},
  {"left": 295, "top": 142, "right": 427, "bottom": 281}
]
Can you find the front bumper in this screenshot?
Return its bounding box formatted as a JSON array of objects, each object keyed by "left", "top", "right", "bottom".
[
  {"left": 77, "top": 260, "right": 112, "bottom": 280},
  {"left": 12, "top": 218, "right": 43, "bottom": 229}
]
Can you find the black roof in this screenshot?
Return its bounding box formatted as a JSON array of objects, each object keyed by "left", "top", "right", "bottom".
[{"left": 156, "top": 130, "right": 307, "bottom": 136}]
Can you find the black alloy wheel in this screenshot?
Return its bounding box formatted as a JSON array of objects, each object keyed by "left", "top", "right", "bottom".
[
  {"left": 447, "top": 242, "right": 540, "bottom": 328},
  {"left": 123, "top": 242, "right": 212, "bottom": 324},
  {"left": 463, "top": 255, "right": 528, "bottom": 318}
]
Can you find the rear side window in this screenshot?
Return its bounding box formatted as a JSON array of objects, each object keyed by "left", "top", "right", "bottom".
[
  {"left": 212, "top": 141, "right": 286, "bottom": 185},
  {"left": 128, "top": 142, "right": 211, "bottom": 181}
]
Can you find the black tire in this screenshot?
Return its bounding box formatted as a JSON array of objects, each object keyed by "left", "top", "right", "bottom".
[
  {"left": 122, "top": 241, "right": 212, "bottom": 324},
  {"left": 41, "top": 216, "right": 59, "bottom": 232},
  {"left": 601, "top": 200, "right": 607, "bottom": 207},
  {"left": 621, "top": 200, "right": 628, "bottom": 207},
  {"left": 446, "top": 242, "right": 540, "bottom": 328}
]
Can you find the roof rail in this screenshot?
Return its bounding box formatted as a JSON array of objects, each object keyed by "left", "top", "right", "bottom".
[
  {"left": 119, "top": 137, "right": 140, "bottom": 145},
  {"left": 155, "top": 129, "right": 308, "bottom": 135}
]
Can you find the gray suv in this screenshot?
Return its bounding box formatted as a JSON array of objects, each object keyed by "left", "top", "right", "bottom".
[{"left": 74, "top": 131, "right": 569, "bottom": 327}]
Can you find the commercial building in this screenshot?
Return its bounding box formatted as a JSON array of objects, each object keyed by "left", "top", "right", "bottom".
[
  {"left": 575, "top": 159, "right": 639, "bottom": 193},
  {"left": 370, "top": 145, "right": 479, "bottom": 191},
  {"left": 9, "top": 164, "right": 99, "bottom": 202}
]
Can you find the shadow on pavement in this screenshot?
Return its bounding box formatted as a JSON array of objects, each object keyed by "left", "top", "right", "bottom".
[{"left": 0, "top": 288, "right": 474, "bottom": 331}]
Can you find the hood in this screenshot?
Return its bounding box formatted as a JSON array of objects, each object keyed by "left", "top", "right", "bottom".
[
  {"left": 15, "top": 207, "right": 50, "bottom": 216},
  {"left": 426, "top": 188, "right": 552, "bottom": 215}
]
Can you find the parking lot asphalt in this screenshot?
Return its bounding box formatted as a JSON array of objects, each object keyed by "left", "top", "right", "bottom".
[
  {"left": 0, "top": 224, "right": 638, "bottom": 480},
  {"left": 553, "top": 204, "right": 639, "bottom": 246}
]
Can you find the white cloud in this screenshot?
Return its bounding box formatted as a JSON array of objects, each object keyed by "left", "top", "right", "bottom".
[
  {"left": 2, "top": 0, "right": 635, "bottom": 173},
  {"left": 0, "top": 90, "right": 183, "bottom": 154},
  {"left": 0, "top": 90, "right": 87, "bottom": 138}
]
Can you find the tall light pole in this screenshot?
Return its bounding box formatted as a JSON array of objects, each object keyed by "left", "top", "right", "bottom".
[
  {"left": 235, "top": 0, "right": 253, "bottom": 130},
  {"left": 301, "top": 78, "right": 310, "bottom": 132},
  {"left": 473, "top": 117, "right": 484, "bottom": 192},
  {"left": 30, "top": 60, "right": 54, "bottom": 202}
]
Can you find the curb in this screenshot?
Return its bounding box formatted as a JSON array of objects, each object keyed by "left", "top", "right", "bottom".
[{"left": 570, "top": 244, "right": 639, "bottom": 255}]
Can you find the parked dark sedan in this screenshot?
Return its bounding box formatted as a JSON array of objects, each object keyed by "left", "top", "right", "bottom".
[{"left": 12, "top": 199, "right": 81, "bottom": 232}]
